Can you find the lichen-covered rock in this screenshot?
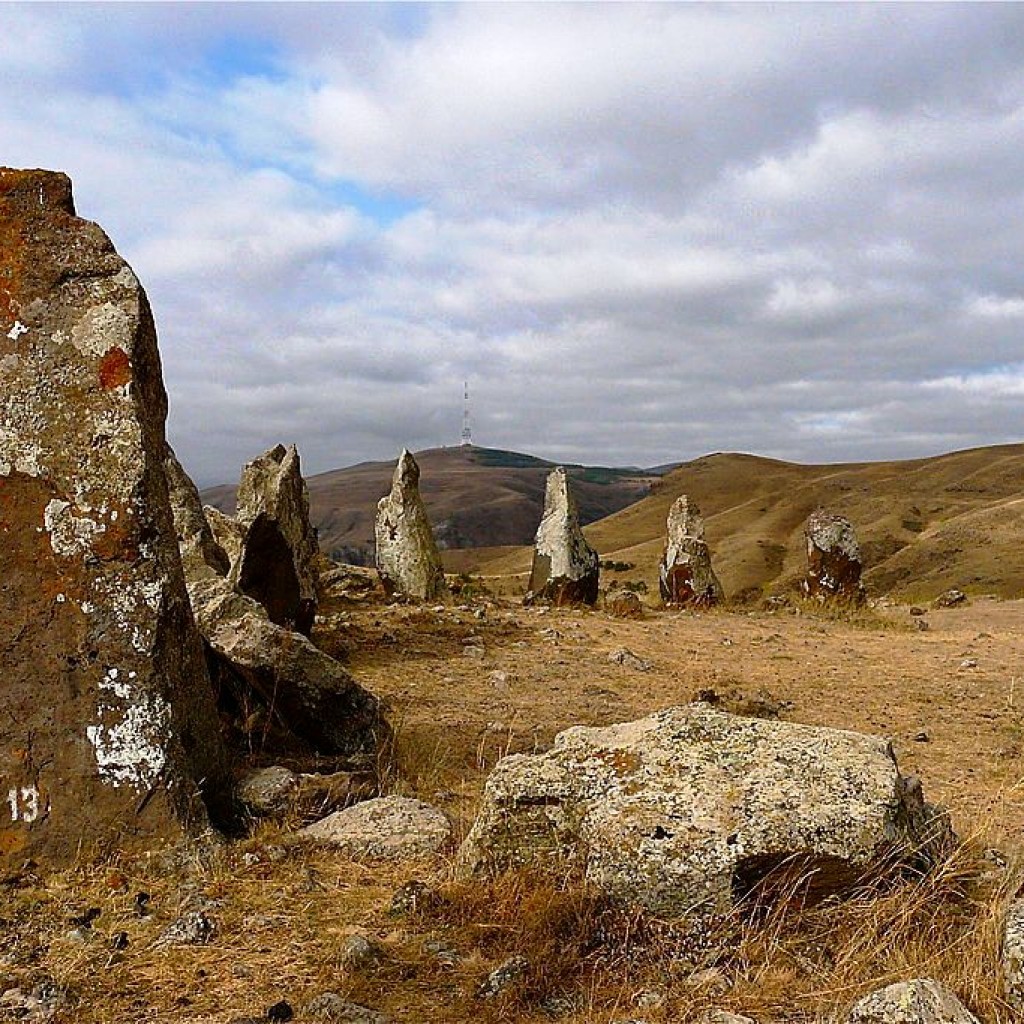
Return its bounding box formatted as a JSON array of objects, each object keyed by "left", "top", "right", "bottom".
[
  {"left": 374, "top": 449, "right": 448, "bottom": 601},
  {"left": 659, "top": 495, "right": 724, "bottom": 607},
  {"left": 205, "top": 505, "right": 245, "bottom": 569},
  {"left": 525, "top": 467, "right": 599, "bottom": 606},
  {"left": 1003, "top": 897, "right": 1024, "bottom": 1010},
  {"left": 189, "top": 576, "right": 388, "bottom": 756},
  {"left": 457, "top": 705, "right": 950, "bottom": 920},
  {"left": 165, "top": 444, "right": 230, "bottom": 579},
  {"left": 844, "top": 979, "right": 978, "bottom": 1024},
  {"left": 803, "top": 510, "right": 865, "bottom": 602},
  {"left": 232, "top": 444, "right": 319, "bottom": 635},
  {"left": 0, "top": 167, "right": 231, "bottom": 867},
  {"left": 300, "top": 796, "right": 451, "bottom": 860}
]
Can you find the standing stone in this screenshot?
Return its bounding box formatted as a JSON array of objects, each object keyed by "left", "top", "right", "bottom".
[
  {"left": 0, "top": 167, "right": 231, "bottom": 867},
  {"left": 374, "top": 449, "right": 448, "bottom": 601},
  {"left": 659, "top": 495, "right": 724, "bottom": 607},
  {"left": 164, "top": 444, "right": 229, "bottom": 579},
  {"left": 525, "top": 467, "right": 599, "bottom": 606},
  {"left": 803, "top": 509, "right": 866, "bottom": 602},
  {"left": 232, "top": 444, "right": 319, "bottom": 635}
]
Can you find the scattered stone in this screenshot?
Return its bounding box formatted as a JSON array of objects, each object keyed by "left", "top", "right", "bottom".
[
  {"left": 959, "top": 659, "right": 977, "bottom": 670},
  {"left": 476, "top": 955, "right": 529, "bottom": 1000},
  {"left": 489, "top": 670, "right": 511, "bottom": 691},
  {"left": 933, "top": 589, "right": 967, "bottom": 609},
  {"left": 1003, "top": 897, "right": 1024, "bottom": 1010},
  {"left": 339, "top": 933, "right": 382, "bottom": 973},
  {"left": 463, "top": 645, "right": 486, "bottom": 660},
  {"left": 267, "top": 1000, "right": 294, "bottom": 1022},
  {"left": 304, "top": 994, "right": 389, "bottom": 1024},
  {"left": 237, "top": 766, "right": 299, "bottom": 817},
  {"left": 0, "top": 980, "right": 66, "bottom": 1022},
  {"left": 374, "top": 449, "right": 448, "bottom": 601},
  {"left": 0, "top": 167, "right": 232, "bottom": 868},
  {"left": 165, "top": 445, "right": 230, "bottom": 579},
  {"left": 458, "top": 705, "right": 952, "bottom": 920},
  {"left": 422, "top": 938, "right": 461, "bottom": 967},
  {"left": 157, "top": 909, "right": 216, "bottom": 946},
  {"left": 633, "top": 988, "right": 666, "bottom": 1008},
  {"left": 803, "top": 510, "right": 865, "bottom": 602},
  {"left": 659, "top": 495, "right": 724, "bottom": 607},
  {"left": 913, "top": 732, "right": 930, "bottom": 743},
  {"left": 700, "top": 1012, "right": 757, "bottom": 1024},
  {"left": 916, "top": 619, "right": 930, "bottom": 632},
  {"left": 318, "top": 564, "right": 378, "bottom": 601},
  {"left": 608, "top": 647, "right": 652, "bottom": 672},
  {"left": 524, "top": 467, "right": 599, "bottom": 607},
  {"left": 388, "top": 879, "right": 432, "bottom": 916},
  {"left": 909, "top": 606, "right": 926, "bottom": 616},
  {"left": 233, "top": 444, "right": 320, "bottom": 635},
  {"left": 844, "top": 978, "right": 978, "bottom": 1023},
  {"left": 301, "top": 796, "right": 451, "bottom": 860},
  {"left": 608, "top": 591, "right": 644, "bottom": 618}
]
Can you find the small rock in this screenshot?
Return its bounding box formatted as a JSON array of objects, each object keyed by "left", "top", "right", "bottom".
[
  {"left": 959, "top": 658, "right": 977, "bottom": 670},
  {"left": 135, "top": 892, "right": 152, "bottom": 917},
  {"left": 845, "top": 978, "right": 978, "bottom": 1023},
  {"left": 238, "top": 766, "right": 299, "bottom": 817},
  {"left": 633, "top": 988, "right": 666, "bottom": 1008},
  {"left": 909, "top": 606, "right": 926, "bottom": 616},
  {"left": 65, "top": 927, "right": 90, "bottom": 944},
  {"left": 305, "top": 993, "right": 390, "bottom": 1023},
  {"left": 916, "top": 619, "right": 930, "bottom": 631},
  {"left": 267, "top": 1000, "right": 294, "bottom": 1022},
  {"left": 242, "top": 852, "right": 261, "bottom": 867},
  {"left": 608, "top": 591, "right": 644, "bottom": 618},
  {"left": 388, "top": 879, "right": 432, "bottom": 916},
  {"left": 476, "top": 955, "right": 528, "bottom": 1000},
  {"left": 422, "top": 938, "right": 461, "bottom": 967},
  {"left": 300, "top": 797, "right": 451, "bottom": 860},
  {"left": 339, "top": 933, "right": 381, "bottom": 972},
  {"left": 463, "top": 645, "right": 486, "bottom": 660},
  {"left": 488, "top": 670, "right": 510, "bottom": 691},
  {"left": 933, "top": 588, "right": 967, "bottom": 609},
  {"left": 157, "top": 909, "right": 216, "bottom": 946},
  {"left": 700, "top": 1012, "right": 757, "bottom": 1024},
  {"left": 913, "top": 732, "right": 930, "bottom": 743},
  {"left": 110, "top": 931, "right": 130, "bottom": 950},
  {"left": 608, "top": 647, "right": 652, "bottom": 672}
]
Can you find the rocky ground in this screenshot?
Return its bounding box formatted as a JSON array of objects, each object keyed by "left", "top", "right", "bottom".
[{"left": 3, "top": 588, "right": 1023, "bottom": 1024}]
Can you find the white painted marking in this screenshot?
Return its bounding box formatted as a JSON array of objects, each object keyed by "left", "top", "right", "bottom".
[{"left": 6, "top": 321, "right": 27, "bottom": 342}]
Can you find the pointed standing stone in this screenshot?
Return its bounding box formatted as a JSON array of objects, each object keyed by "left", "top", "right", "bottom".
[
  {"left": 803, "top": 509, "right": 865, "bottom": 603},
  {"left": 375, "top": 449, "right": 448, "bottom": 600},
  {"left": 525, "top": 467, "right": 599, "bottom": 606},
  {"left": 659, "top": 495, "right": 724, "bottom": 607},
  {"left": 164, "top": 444, "right": 230, "bottom": 580},
  {"left": 0, "top": 168, "right": 231, "bottom": 867},
  {"left": 232, "top": 444, "right": 319, "bottom": 635}
]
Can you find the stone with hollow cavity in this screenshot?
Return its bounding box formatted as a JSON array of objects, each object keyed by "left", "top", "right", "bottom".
[
  {"left": 525, "top": 467, "right": 599, "bottom": 606},
  {"left": 659, "top": 495, "right": 724, "bottom": 607},
  {"left": 374, "top": 449, "right": 448, "bottom": 601},
  {"left": 0, "top": 167, "right": 231, "bottom": 868},
  {"left": 457, "top": 704, "right": 951, "bottom": 920}
]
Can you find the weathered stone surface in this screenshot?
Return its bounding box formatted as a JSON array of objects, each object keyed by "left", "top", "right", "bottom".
[
  {"left": 525, "top": 467, "right": 599, "bottom": 606},
  {"left": 300, "top": 796, "right": 451, "bottom": 859},
  {"left": 659, "top": 495, "right": 724, "bottom": 607},
  {"left": 1003, "top": 897, "right": 1024, "bottom": 1010},
  {"left": 165, "top": 444, "right": 230, "bottom": 579},
  {"left": 0, "top": 168, "right": 231, "bottom": 867},
  {"left": 237, "top": 766, "right": 299, "bottom": 817},
  {"left": 205, "top": 505, "right": 245, "bottom": 569},
  {"left": 374, "top": 449, "right": 448, "bottom": 601},
  {"left": 189, "top": 576, "right": 387, "bottom": 756},
  {"left": 457, "top": 704, "right": 950, "bottom": 919},
  {"left": 232, "top": 444, "right": 319, "bottom": 635},
  {"left": 803, "top": 509, "right": 865, "bottom": 602},
  {"left": 845, "top": 979, "right": 978, "bottom": 1024},
  {"left": 607, "top": 590, "right": 644, "bottom": 618},
  {"left": 237, "top": 765, "right": 376, "bottom": 819}
]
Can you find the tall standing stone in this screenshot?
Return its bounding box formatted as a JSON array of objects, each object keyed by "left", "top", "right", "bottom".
[
  {"left": 375, "top": 449, "right": 448, "bottom": 601},
  {"left": 0, "top": 168, "right": 231, "bottom": 867},
  {"left": 525, "top": 467, "right": 599, "bottom": 606},
  {"left": 232, "top": 444, "right": 319, "bottom": 635},
  {"left": 803, "top": 509, "right": 865, "bottom": 603},
  {"left": 659, "top": 495, "right": 724, "bottom": 607}
]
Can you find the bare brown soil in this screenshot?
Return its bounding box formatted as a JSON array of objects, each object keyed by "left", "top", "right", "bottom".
[{"left": 7, "top": 591, "right": 1024, "bottom": 1023}]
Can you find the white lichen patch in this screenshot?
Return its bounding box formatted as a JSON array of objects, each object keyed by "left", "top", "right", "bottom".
[
  {"left": 43, "top": 498, "right": 105, "bottom": 558},
  {"left": 6, "top": 321, "right": 28, "bottom": 342},
  {"left": 86, "top": 668, "right": 171, "bottom": 790},
  {"left": 70, "top": 302, "right": 134, "bottom": 358}
]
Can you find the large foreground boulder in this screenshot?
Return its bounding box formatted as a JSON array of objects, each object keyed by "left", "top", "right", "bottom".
[
  {"left": 232, "top": 444, "right": 319, "bottom": 634},
  {"left": 804, "top": 509, "right": 865, "bottom": 602},
  {"left": 525, "top": 467, "right": 599, "bottom": 606},
  {"left": 0, "top": 168, "right": 231, "bottom": 866},
  {"left": 374, "top": 449, "right": 448, "bottom": 601},
  {"left": 659, "top": 495, "right": 724, "bottom": 607},
  {"left": 457, "top": 705, "right": 949, "bottom": 920}
]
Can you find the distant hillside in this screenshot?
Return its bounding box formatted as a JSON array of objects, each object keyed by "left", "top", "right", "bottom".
[
  {"left": 468, "top": 444, "right": 1024, "bottom": 601},
  {"left": 202, "top": 445, "right": 663, "bottom": 565}
]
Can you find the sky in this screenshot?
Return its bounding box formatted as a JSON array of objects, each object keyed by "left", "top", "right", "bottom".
[{"left": 4, "top": 3, "right": 1024, "bottom": 486}]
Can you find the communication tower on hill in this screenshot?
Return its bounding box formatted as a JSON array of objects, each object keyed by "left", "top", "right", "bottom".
[{"left": 460, "top": 381, "right": 473, "bottom": 447}]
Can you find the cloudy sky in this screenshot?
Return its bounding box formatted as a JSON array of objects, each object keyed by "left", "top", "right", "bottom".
[{"left": 5, "top": 3, "right": 1024, "bottom": 485}]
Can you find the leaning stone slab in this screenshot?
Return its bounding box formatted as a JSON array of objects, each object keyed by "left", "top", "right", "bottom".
[
  {"left": 844, "top": 979, "right": 978, "bottom": 1024},
  {"left": 525, "top": 467, "right": 599, "bottom": 606},
  {"left": 300, "top": 796, "right": 451, "bottom": 860},
  {"left": 803, "top": 509, "right": 865, "bottom": 602},
  {"left": 374, "top": 449, "right": 448, "bottom": 600},
  {"left": 232, "top": 443, "right": 320, "bottom": 635},
  {"left": 1003, "top": 897, "right": 1024, "bottom": 1010},
  {"left": 0, "top": 168, "right": 230, "bottom": 866},
  {"left": 457, "top": 704, "right": 950, "bottom": 920},
  {"left": 659, "top": 495, "right": 724, "bottom": 607}
]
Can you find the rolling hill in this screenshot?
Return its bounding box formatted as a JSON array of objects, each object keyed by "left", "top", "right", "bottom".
[
  {"left": 465, "top": 443, "right": 1024, "bottom": 601},
  {"left": 202, "top": 445, "right": 664, "bottom": 566}
]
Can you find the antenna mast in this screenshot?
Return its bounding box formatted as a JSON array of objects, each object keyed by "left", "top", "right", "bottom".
[{"left": 460, "top": 380, "right": 473, "bottom": 447}]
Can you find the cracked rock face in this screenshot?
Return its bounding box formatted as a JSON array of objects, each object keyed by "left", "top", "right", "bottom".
[
  {"left": 457, "top": 704, "right": 951, "bottom": 920},
  {"left": 804, "top": 510, "right": 866, "bottom": 602},
  {"left": 659, "top": 495, "right": 724, "bottom": 607},
  {"left": 0, "top": 167, "right": 230, "bottom": 867},
  {"left": 374, "top": 449, "right": 448, "bottom": 601},
  {"left": 525, "top": 467, "right": 599, "bottom": 606},
  {"left": 232, "top": 444, "right": 319, "bottom": 635}
]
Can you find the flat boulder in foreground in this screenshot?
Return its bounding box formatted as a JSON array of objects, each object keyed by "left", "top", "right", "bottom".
[
  {"left": 457, "top": 705, "right": 950, "bottom": 920},
  {"left": 0, "top": 168, "right": 230, "bottom": 866}
]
